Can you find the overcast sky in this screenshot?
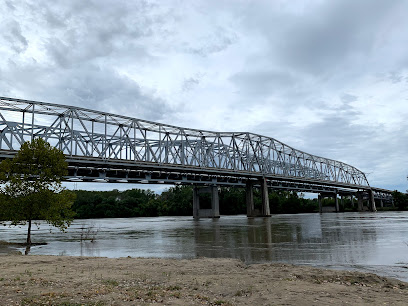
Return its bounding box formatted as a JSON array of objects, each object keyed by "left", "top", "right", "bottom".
[{"left": 1, "top": 0, "right": 407, "bottom": 193}]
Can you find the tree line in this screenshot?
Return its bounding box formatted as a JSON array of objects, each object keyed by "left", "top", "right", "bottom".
[
  {"left": 391, "top": 190, "right": 408, "bottom": 210},
  {"left": 72, "top": 186, "right": 321, "bottom": 219},
  {"left": 72, "top": 188, "right": 408, "bottom": 219}
]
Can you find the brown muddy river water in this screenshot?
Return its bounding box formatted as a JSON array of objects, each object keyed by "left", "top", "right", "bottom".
[{"left": 1, "top": 212, "right": 408, "bottom": 281}]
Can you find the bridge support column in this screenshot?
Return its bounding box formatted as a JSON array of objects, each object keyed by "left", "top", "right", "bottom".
[
  {"left": 351, "top": 195, "right": 354, "bottom": 208},
  {"left": 260, "top": 177, "right": 271, "bottom": 217},
  {"left": 320, "top": 192, "right": 340, "bottom": 213},
  {"left": 246, "top": 181, "right": 255, "bottom": 217},
  {"left": 211, "top": 186, "right": 220, "bottom": 216},
  {"left": 380, "top": 199, "right": 384, "bottom": 208},
  {"left": 369, "top": 189, "right": 377, "bottom": 212},
  {"left": 357, "top": 192, "right": 364, "bottom": 212},
  {"left": 318, "top": 194, "right": 322, "bottom": 213},
  {"left": 335, "top": 192, "right": 339, "bottom": 212},
  {"left": 193, "top": 186, "right": 220, "bottom": 219},
  {"left": 193, "top": 188, "right": 199, "bottom": 219},
  {"left": 245, "top": 179, "right": 270, "bottom": 217}
]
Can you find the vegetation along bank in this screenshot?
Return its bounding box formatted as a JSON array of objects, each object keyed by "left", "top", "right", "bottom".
[{"left": 72, "top": 186, "right": 408, "bottom": 219}]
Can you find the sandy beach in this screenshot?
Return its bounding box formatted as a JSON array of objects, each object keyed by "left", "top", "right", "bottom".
[{"left": 0, "top": 255, "right": 407, "bottom": 305}]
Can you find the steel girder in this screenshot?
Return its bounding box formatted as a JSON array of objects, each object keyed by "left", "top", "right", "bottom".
[{"left": 0, "top": 97, "right": 370, "bottom": 188}]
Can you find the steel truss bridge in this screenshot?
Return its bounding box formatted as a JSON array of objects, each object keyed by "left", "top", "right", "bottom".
[{"left": 0, "top": 97, "right": 392, "bottom": 216}]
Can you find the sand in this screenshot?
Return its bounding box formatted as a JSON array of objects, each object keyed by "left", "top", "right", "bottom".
[{"left": 0, "top": 254, "right": 407, "bottom": 305}]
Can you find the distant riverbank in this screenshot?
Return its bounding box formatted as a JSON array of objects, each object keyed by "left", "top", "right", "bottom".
[
  {"left": 71, "top": 187, "right": 407, "bottom": 219},
  {"left": 1, "top": 255, "right": 407, "bottom": 305}
]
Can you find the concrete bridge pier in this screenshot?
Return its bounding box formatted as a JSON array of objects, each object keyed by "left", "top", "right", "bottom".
[
  {"left": 356, "top": 190, "right": 376, "bottom": 212},
  {"left": 193, "top": 186, "right": 220, "bottom": 219},
  {"left": 245, "top": 178, "right": 271, "bottom": 217},
  {"left": 318, "top": 194, "right": 322, "bottom": 213},
  {"left": 369, "top": 189, "right": 377, "bottom": 212},
  {"left": 335, "top": 192, "right": 339, "bottom": 212},
  {"left": 260, "top": 177, "right": 271, "bottom": 217},
  {"left": 318, "top": 192, "right": 339, "bottom": 213},
  {"left": 246, "top": 181, "right": 255, "bottom": 217},
  {"left": 357, "top": 192, "right": 364, "bottom": 211}
]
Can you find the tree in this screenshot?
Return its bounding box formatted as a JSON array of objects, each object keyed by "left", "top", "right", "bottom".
[
  {"left": 392, "top": 190, "right": 408, "bottom": 210},
  {"left": 159, "top": 185, "right": 193, "bottom": 216},
  {"left": 0, "top": 138, "right": 76, "bottom": 247}
]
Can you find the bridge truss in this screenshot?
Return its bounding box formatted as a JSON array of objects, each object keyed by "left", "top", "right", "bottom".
[{"left": 0, "top": 97, "right": 391, "bottom": 202}]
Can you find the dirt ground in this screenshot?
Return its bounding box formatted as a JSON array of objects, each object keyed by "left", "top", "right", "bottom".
[{"left": 0, "top": 255, "right": 407, "bottom": 305}]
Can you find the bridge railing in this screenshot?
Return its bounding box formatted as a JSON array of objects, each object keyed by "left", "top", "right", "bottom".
[{"left": 0, "top": 97, "right": 369, "bottom": 187}]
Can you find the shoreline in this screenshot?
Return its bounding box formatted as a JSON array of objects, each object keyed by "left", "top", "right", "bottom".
[
  {"left": 3, "top": 240, "right": 408, "bottom": 284},
  {"left": 1, "top": 255, "right": 407, "bottom": 305}
]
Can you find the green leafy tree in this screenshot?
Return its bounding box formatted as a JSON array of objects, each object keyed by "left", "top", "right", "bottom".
[
  {"left": 159, "top": 185, "right": 193, "bottom": 216},
  {"left": 392, "top": 190, "right": 408, "bottom": 210},
  {"left": 0, "top": 138, "right": 76, "bottom": 246},
  {"left": 219, "top": 187, "right": 246, "bottom": 215}
]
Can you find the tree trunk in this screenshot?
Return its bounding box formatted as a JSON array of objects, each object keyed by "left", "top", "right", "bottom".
[{"left": 26, "top": 219, "right": 32, "bottom": 246}]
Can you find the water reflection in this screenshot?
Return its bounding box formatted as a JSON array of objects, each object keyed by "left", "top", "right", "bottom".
[
  {"left": 1, "top": 212, "right": 408, "bottom": 281},
  {"left": 191, "top": 214, "right": 379, "bottom": 266}
]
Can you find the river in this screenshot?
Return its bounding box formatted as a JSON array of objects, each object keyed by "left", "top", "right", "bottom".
[{"left": 1, "top": 212, "right": 408, "bottom": 282}]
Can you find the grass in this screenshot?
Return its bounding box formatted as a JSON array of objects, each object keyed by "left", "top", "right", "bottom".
[{"left": 214, "top": 300, "right": 230, "bottom": 305}]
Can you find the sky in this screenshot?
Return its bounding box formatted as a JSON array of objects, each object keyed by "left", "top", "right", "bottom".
[{"left": 0, "top": 0, "right": 407, "bottom": 193}]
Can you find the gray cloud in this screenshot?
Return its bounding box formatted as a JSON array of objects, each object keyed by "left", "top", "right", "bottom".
[
  {"left": 5, "top": 0, "right": 15, "bottom": 10},
  {"left": 0, "top": 0, "right": 171, "bottom": 121},
  {"left": 231, "top": 0, "right": 408, "bottom": 99},
  {"left": 389, "top": 72, "right": 403, "bottom": 84},
  {"left": 3, "top": 21, "right": 28, "bottom": 53},
  {"left": 182, "top": 76, "right": 200, "bottom": 92},
  {"left": 186, "top": 29, "right": 237, "bottom": 56},
  {"left": 299, "top": 116, "right": 408, "bottom": 191},
  {"left": 231, "top": 69, "right": 298, "bottom": 97},
  {"left": 272, "top": 0, "right": 400, "bottom": 75},
  {"left": 3, "top": 62, "right": 170, "bottom": 121},
  {"left": 340, "top": 94, "right": 358, "bottom": 104}
]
